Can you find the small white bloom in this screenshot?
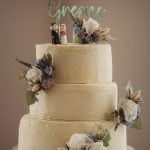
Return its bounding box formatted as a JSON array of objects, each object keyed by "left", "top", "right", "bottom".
[
  {"left": 120, "top": 98, "right": 139, "bottom": 123},
  {"left": 87, "top": 141, "right": 107, "bottom": 150},
  {"left": 83, "top": 17, "right": 100, "bottom": 34},
  {"left": 32, "top": 84, "right": 40, "bottom": 92},
  {"left": 68, "top": 133, "right": 89, "bottom": 150},
  {"left": 26, "top": 66, "right": 42, "bottom": 83}
]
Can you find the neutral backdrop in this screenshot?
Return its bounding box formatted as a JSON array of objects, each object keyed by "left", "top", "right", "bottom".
[{"left": 0, "top": 0, "right": 150, "bottom": 150}]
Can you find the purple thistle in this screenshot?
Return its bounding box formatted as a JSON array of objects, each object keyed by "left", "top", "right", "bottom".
[
  {"left": 83, "top": 35, "right": 93, "bottom": 43},
  {"left": 44, "top": 66, "right": 53, "bottom": 77},
  {"left": 40, "top": 78, "right": 54, "bottom": 90},
  {"left": 74, "top": 27, "right": 81, "bottom": 36},
  {"left": 36, "top": 59, "right": 46, "bottom": 69}
]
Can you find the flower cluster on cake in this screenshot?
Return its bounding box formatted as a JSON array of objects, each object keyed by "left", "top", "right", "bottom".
[{"left": 15, "top": 1, "right": 143, "bottom": 150}]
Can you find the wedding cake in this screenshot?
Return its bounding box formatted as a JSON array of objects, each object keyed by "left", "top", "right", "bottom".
[
  {"left": 18, "top": 43, "right": 127, "bottom": 150},
  {"left": 16, "top": 2, "right": 143, "bottom": 150}
]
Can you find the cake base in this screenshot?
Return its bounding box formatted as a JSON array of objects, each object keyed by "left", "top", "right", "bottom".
[
  {"left": 18, "top": 115, "right": 127, "bottom": 150},
  {"left": 13, "top": 145, "right": 135, "bottom": 150}
]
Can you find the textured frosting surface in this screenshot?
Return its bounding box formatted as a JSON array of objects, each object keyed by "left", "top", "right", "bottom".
[
  {"left": 17, "top": 43, "right": 126, "bottom": 150},
  {"left": 30, "top": 82, "right": 117, "bottom": 120},
  {"left": 18, "top": 115, "right": 127, "bottom": 150},
  {"left": 36, "top": 43, "right": 112, "bottom": 83}
]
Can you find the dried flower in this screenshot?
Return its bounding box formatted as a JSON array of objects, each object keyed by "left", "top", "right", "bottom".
[
  {"left": 32, "top": 84, "right": 41, "bottom": 93},
  {"left": 100, "top": 27, "right": 110, "bottom": 36},
  {"left": 17, "top": 70, "right": 27, "bottom": 80},
  {"left": 91, "top": 30, "right": 101, "bottom": 43},
  {"left": 132, "top": 90, "right": 141, "bottom": 100}
]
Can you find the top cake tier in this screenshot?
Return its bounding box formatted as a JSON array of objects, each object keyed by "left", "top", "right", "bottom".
[{"left": 36, "top": 43, "right": 112, "bottom": 84}]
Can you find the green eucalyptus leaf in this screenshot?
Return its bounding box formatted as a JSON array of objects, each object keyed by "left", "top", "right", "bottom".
[
  {"left": 95, "top": 129, "right": 111, "bottom": 147},
  {"left": 125, "top": 81, "right": 134, "bottom": 99},
  {"left": 131, "top": 117, "right": 143, "bottom": 129},
  {"left": 102, "top": 130, "right": 111, "bottom": 147},
  {"left": 26, "top": 90, "right": 38, "bottom": 105}
]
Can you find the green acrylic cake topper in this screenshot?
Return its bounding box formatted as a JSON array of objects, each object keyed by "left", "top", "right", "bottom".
[{"left": 48, "top": 0, "right": 107, "bottom": 24}]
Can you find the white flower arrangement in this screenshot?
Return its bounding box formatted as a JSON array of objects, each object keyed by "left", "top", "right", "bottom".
[
  {"left": 112, "top": 81, "right": 143, "bottom": 130},
  {"left": 16, "top": 53, "right": 55, "bottom": 105},
  {"left": 70, "top": 12, "right": 112, "bottom": 44},
  {"left": 59, "top": 129, "right": 111, "bottom": 150}
]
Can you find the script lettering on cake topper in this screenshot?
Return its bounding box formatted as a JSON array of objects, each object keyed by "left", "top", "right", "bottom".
[{"left": 48, "top": 0, "right": 107, "bottom": 23}]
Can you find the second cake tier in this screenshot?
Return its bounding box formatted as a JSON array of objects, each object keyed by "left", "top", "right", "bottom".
[{"left": 30, "top": 82, "right": 117, "bottom": 120}]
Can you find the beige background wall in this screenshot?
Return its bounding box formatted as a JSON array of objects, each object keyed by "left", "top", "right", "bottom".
[{"left": 0, "top": 0, "right": 150, "bottom": 150}]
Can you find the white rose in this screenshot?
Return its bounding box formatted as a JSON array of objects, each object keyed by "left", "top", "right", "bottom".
[
  {"left": 87, "top": 142, "right": 107, "bottom": 150},
  {"left": 26, "top": 66, "right": 42, "bottom": 83},
  {"left": 68, "top": 133, "right": 89, "bottom": 150},
  {"left": 120, "top": 98, "right": 139, "bottom": 123},
  {"left": 83, "top": 17, "right": 100, "bottom": 35}
]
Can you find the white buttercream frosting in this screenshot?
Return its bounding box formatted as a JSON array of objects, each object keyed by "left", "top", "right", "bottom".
[{"left": 17, "top": 43, "right": 127, "bottom": 150}]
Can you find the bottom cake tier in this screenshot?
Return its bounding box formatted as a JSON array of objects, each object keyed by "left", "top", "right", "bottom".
[{"left": 18, "top": 115, "right": 127, "bottom": 150}]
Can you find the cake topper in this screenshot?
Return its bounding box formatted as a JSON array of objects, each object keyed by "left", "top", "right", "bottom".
[
  {"left": 50, "top": 22, "right": 61, "bottom": 44},
  {"left": 48, "top": 0, "right": 106, "bottom": 24},
  {"left": 60, "top": 24, "right": 68, "bottom": 44},
  {"left": 48, "top": 0, "right": 115, "bottom": 44}
]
